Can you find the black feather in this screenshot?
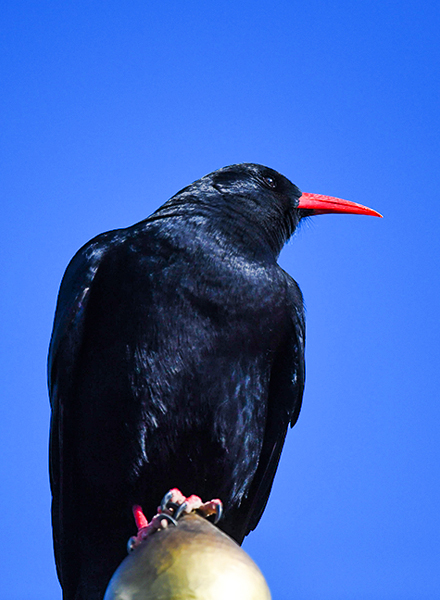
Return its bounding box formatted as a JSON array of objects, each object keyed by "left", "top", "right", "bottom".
[{"left": 48, "top": 163, "right": 305, "bottom": 599}]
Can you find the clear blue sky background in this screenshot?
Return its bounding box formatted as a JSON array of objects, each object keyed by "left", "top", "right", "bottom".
[{"left": 1, "top": 1, "right": 439, "bottom": 598}]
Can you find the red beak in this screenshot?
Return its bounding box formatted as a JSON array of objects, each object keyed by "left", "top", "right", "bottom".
[{"left": 298, "top": 193, "right": 382, "bottom": 218}]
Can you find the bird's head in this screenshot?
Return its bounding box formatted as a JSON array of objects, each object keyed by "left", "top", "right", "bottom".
[
  {"left": 207, "top": 163, "right": 303, "bottom": 254},
  {"left": 205, "top": 164, "right": 381, "bottom": 255},
  {"left": 165, "top": 163, "right": 381, "bottom": 257}
]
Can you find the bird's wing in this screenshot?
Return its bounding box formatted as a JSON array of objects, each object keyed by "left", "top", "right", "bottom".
[
  {"left": 48, "top": 231, "right": 119, "bottom": 594},
  {"left": 239, "top": 274, "right": 305, "bottom": 539},
  {"left": 48, "top": 232, "right": 119, "bottom": 394}
]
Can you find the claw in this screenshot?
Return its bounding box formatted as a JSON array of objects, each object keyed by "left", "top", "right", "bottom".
[
  {"left": 127, "top": 536, "right": 138, "bottom": 553},
  {"left": 194, "top": 498, "right": 223, "bottom": 523},
  {"left": 174, "top": 501, "right": 189, "bottom": 521},
  {"left": 157, "top": 512, "right": 178, "bottom": 528},
  {"left": 160, "top": 490, "right": 174, "bottom": 512},
  {"left": 214, "top": 501, "right": 223, "bottom": 524}
]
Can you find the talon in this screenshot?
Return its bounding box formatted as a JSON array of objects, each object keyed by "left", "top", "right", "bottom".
[
  {"left": 127, "top": 536, "right": 138, "bottom": 553},
  {"left": 160, "top": 488, "right": 186, "bottom": 512},
  {"left": 157, "top": 512, "right": 178, "bottom": 527},
  {"left": 166, "top": 502, "right": 180, "bottom": 513},
  {"left": 173, "top": 501, "right": 189, "bottom": 520},
  {"left": 214, "top": 501, "right": 223, "bottom": 524},
  {"left": 160, "top": 490, "right": 174, "bottom": 512}
]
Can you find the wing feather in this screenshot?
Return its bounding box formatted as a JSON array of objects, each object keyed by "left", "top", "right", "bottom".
[
  {"left": 48, "top": 231, "right": 118, "bottom": 595},
  {"left": 238, "top": 274, "right": 305, "bottom": 539}
]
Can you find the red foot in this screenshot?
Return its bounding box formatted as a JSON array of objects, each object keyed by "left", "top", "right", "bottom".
[
  {"left": 159, "top": 488, "right": 223, "bottom": 521},
  {"left": 127, "top": 505, "right": 177, "bottom": 552},
  {"left": 127, "top": 489, "right": 223, "bottom": 552}
]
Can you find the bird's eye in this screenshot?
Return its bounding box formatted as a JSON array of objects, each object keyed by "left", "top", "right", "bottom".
[{"left": 263, "top": 175, "right": 277, "bottom": 189}]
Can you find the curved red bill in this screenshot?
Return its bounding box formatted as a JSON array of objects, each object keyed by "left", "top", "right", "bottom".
[{"left": 298, "top": 193, "right": 382, "bottom": 218}]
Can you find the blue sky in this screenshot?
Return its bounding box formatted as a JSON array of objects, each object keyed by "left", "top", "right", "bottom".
[{"left": 1, "top": 1, "right": 439, "bottom": 598}]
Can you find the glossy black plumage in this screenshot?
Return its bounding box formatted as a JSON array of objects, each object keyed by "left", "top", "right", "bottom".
[{"left": 48, "top": 164, "right": 306, "bottom": 600}]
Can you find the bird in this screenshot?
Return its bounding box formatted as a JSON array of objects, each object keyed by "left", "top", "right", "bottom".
[{"left": 48, "top": 163, "right": 381, "bottom": 600}]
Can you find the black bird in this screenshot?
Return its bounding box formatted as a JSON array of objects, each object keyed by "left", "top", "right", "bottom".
[{"left": 48, "top": 163, "right": 381, "bottom": 600}]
